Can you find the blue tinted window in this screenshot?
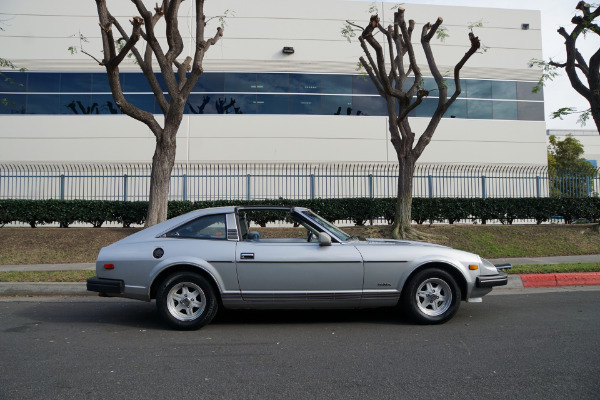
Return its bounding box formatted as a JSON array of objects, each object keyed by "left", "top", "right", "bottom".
[
  {"left": 493, "top": 101, "right": 518, "bottom": 120},
  {"left": 467, "top": 100, "right": 493, "bottom": 119},
  {"left": 92, "top": 73, "right": 114, "bottom": 92},
  {"left": 127, "top": 94, "right": 155, "bottom": 114},
  {"left": 421, "top": 77, "right": 438, "bottom": 93},
  {"left": 27, "top": 73, "right": 60, "bottom": 92},
  {"left": 516, "top": 81, "right": 542, "bottom": 101},
  {"left": 323, "top": 96, "right": 352, "bottom": 115},
  {"left": 92, "top": 94, "right": 121, "bottom": 114},
  {"left": 0, "top": 94, "right": 26, "bottom": 114},
  {"left": 321, "top": 75, "right": 351, "bottom": 94},
  {"left": 122, "top": 73, "right": 150, "bottom": 92},
  {"left": 60, "top": 94, "right": 94, "bottom": 114},
  {"left": 289, "top": 74, "right": 320, "bottom": 93},
  {"left": 60, "top": 73, "right": 92, "bottom": 93},
  {"left": 415, "top": 98, "right": 438, "bottom": 118},
  {"left": 444, "top": 79, "right": 466, "bottom": 98},
  {"left": 0, "top": 72, "right": 26, "bottom": 92},
  {"left": 187, "top": 94, "right": 218, "bottom": 114},
  {"left": 492, "top": 81, "right": 516, "bottom": 99},
  {"left": 290, "top": 95, "right": 320, "bottom": 114},
  {"left": 446, "top": 99, "right": 467, "bottom": 118},
  {"left": 257, "top": 74, "right": 288, "bottom": 92},
  {"left": 257, "top": 94, "right": 289, "bottom": 114},
  {"left": 27, "top": 94, "right": 59, "bottom": 114},
  {"left": 194, "top": 72, "right": 225, "bottom": 92},
  {"left": 353, "top": 96, "right": 386, "bottom": 116},
  {"left": 225, "top": 73, "right": 257, "bottom": 92},
  {"left": 518, "top": 101, "right": 544, "bottom": 121},
  {"left": 352, "top": 75, "right": 378, "bottom": 95},
  {"left": 467, "top": 80, "right": 492, "bottom": 99},
  {"left": 215, "top": 94, "right": 255, "bottom": 114},
  {"left": 402, "top": 77, "right": 416, "bottom": 93}
]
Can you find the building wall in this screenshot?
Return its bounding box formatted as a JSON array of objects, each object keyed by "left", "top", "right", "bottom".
[
  {"left": 547, "top": 129, "right": 600, "bottom": 167},
  {"left": 0, "top": 0, "right": 548, "bottom": 165}
]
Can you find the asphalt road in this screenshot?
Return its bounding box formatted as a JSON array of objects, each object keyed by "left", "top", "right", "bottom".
[{"left": 1, "top": 290, "right": 599, "bottom": 400}]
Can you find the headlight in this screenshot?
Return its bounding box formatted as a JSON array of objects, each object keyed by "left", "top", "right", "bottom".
[{"left": 480, "top": 258, "right": 499, "bottom": 274}]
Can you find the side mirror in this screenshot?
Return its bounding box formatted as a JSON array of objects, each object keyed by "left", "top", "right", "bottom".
[{"left": 318, "top": 232, "right": 332, "bottom": 246}]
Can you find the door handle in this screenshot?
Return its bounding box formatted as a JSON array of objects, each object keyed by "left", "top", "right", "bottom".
[{"left": 240, "top": 253, "right": 254, "bottom": 260}]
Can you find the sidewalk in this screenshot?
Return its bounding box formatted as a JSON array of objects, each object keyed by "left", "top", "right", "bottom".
[{"left": 0, "top": 256, "right": 599, "bottom": 297}]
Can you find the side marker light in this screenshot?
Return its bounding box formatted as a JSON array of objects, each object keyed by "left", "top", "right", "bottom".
[
  {"left": 104, "top": 264, "right": 115, "bottom": 270},
  {"left": 469, "top": 265, "right": 478, "bottom": 270}
]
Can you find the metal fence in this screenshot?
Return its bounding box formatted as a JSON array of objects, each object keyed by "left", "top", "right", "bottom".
[{"left": 1, "top": 163, "right": 599, "bottom": 201}]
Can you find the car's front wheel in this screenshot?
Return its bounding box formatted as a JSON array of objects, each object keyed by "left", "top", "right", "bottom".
[
  {"left": 156, "top": 272, "right": 218, "bottom": 330},
  {"left": 401, "top": 268, "right": 461, "bottom": 324}
]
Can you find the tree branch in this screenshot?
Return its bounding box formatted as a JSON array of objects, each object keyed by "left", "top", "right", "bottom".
[
  {"left": 414, "top": 31, "right": 480, "bottom": 158},
  {"left": 110, "top": 12, "right": 169, "bottom": 114}
]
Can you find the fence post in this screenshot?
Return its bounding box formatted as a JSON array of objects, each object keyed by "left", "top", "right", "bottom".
[
  {"left": 428, "top": 175, "right": 433, "bottom": 198},
  {"left": 60, "top": 174, "right": 65, "bottom": 200},
  {"left": 182, "top": 174, "right": 187, "bottom": 201},
  {"left": 123, "top": 174, "right": 128, "bottom": 202},
  {"left": 246, "top": 174, "right": 251, "bottom": 201},
  {"left": 310, "top": 174, "right": 315, "bottom": 199},
  {"left": 368, "top": 174, "right": 374, "bottom": 198},
  {"left": 536, "top": 176, "right": 541, "bottom": 198},
  {"left": 481, "top": 175, "right": 487, "bottom": 198}
]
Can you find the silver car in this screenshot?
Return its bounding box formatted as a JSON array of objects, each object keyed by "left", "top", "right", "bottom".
[{"left": 87, "top": 206, "right": 509, "bottom": 330}]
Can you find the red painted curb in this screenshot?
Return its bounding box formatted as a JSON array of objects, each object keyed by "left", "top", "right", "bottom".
[{"left": 520, "top": 272, "right": 600, "bottom": 288}]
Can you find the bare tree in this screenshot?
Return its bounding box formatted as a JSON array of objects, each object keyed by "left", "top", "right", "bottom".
[
  {"left": 94, "top": 0, "right": 222, "bottom": 226},
  {"left": 532, "top": 1, "right": 600, "bottom": 131},
  {"left": 354, "top": 10, "right": 480, "bottom": 239}
]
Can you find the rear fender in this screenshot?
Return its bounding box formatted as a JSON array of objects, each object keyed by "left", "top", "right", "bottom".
[{"left": 147, "top": 256, "right": 225, "bottom": 298}]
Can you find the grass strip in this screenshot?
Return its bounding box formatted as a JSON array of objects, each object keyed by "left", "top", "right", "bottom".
[
  {"left": 507, "top": 263, "right": 600, "bottom": 274},
  {"left": 0, "top": 270, "right": 96, "bottom": 283}
]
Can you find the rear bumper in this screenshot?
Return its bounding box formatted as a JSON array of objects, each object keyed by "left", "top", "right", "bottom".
[
  {"left": 86, "top": 276, "right": 124, "bottom": 294},
  {"left": 476, "top": 272, "right": 508, "bottom": 288}
]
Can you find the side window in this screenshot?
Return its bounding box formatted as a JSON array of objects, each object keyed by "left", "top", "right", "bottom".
[
  {"left": 241, "top": 209, "right": 321, "bottom": 243},
  {"left": 166, "top": 214, "right": 227, "bottom": 240}
]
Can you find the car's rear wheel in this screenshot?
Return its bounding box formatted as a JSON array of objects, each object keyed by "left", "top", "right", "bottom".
[
  {"left": 401, "top": 268, "right": 461, "bottom": 324},
  {"left": 156, "top": 272, "right": 218, "bottom": 330}
]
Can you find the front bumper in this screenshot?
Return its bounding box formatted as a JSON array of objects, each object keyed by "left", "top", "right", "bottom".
[
  {"left": 87, "top": 276, "right": 124, "bottom": 294},
  {"left": 476, "top": 272, "right": 509, "bottom": 288}
]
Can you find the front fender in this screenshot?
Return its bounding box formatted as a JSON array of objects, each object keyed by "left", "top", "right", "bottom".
[{"left": 401, "top": 254, "right": 478, "bottom": 298}]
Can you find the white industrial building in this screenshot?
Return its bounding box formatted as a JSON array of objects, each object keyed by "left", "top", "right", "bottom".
[{"left": 0, "top": 0, "right": 549, "bottom": 167}]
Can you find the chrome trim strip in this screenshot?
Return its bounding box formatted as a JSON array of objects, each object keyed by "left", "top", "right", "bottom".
[
  {"left": 361, "top": 290, "right": 401, "bottom": 301},
  {"left": 240, "top": 290, "right": 401, "bottom": 302},
  {"left": 237, "top": 260, "right": 363, "bottom": 264},
  {"left": 124, "top": 285, "right": 146, "bottom": 290}
]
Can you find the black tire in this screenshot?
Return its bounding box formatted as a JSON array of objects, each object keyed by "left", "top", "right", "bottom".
[
  {"left": 401, "top": 268, "right": 461, "bottom": 324},
  {"left": 156, "top": 272, "right": 218, "bottom": 330}
]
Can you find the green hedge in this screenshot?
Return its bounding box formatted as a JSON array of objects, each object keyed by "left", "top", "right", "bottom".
[{"left": 0, "top": 197, "right": 598, "bottom": 227}]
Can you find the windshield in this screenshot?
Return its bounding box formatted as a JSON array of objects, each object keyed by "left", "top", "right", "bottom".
[{"left": 302, "top": 210, "right": 352, "bottom": 242}]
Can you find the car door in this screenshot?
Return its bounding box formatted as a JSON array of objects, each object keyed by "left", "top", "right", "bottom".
[{"left": 235, "top": 240, "right": 364, "bottom": 307}]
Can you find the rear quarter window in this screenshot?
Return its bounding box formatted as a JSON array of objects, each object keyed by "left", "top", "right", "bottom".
[{"left": 166, "top": 214, "right": 227, "bottom": 240}]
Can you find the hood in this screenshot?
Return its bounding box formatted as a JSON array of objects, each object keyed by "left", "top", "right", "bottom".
[{"left": 355, "top": 238, "right": 450, "bottom": 249}]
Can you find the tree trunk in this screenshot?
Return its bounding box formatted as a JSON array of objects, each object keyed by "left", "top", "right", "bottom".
[
  {"left": 591, "top": 99, "right": 600, "bottom": 135},
  {"left": 146, "top": 130, "right": 177, "bottom": 227},
  {"left": 391, "top": 157, "right": 415, "bottom": 239}
]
